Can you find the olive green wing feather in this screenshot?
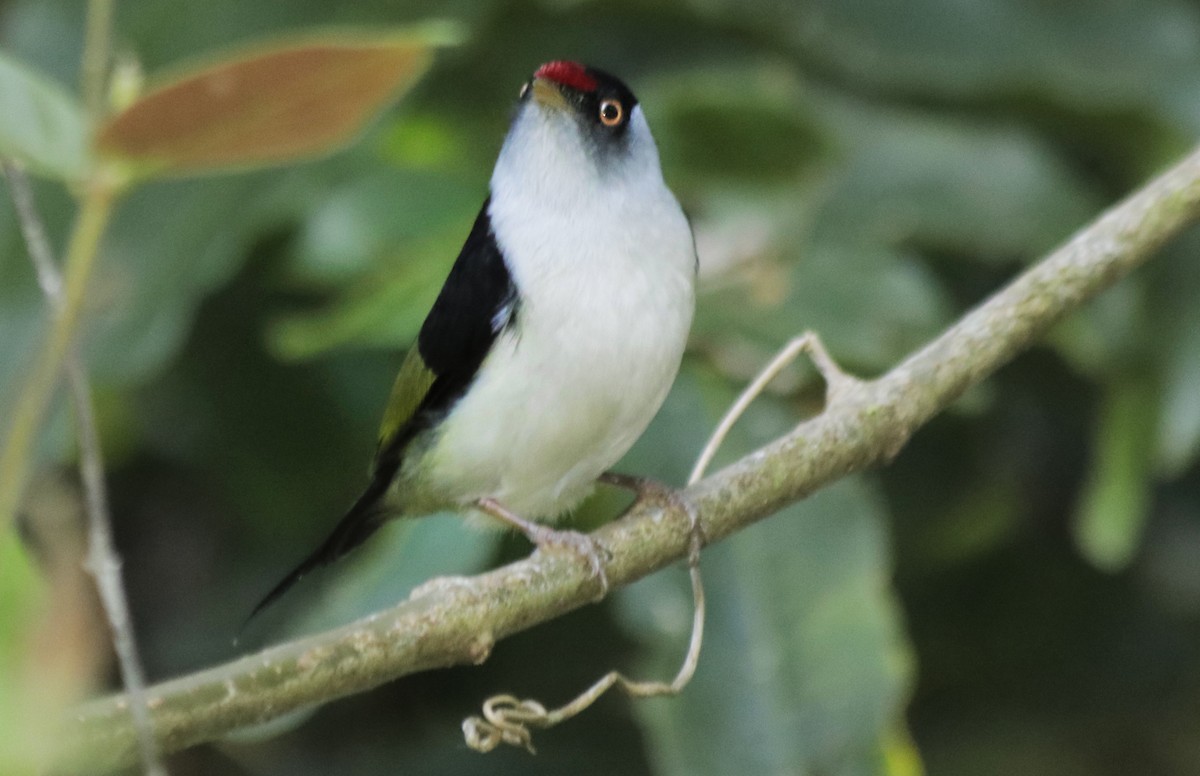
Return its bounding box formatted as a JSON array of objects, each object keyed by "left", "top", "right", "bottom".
[{"left": 377, "top": 346, "right": 437, "bottom": 450}]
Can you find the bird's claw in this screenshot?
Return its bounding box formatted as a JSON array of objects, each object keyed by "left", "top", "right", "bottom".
[
  {"left": 530, "top": 527, "right": 610, "bottom": 601},
  {"left": 474, "top": 497, "right": 610, "bottom": 601},
  {"left": 600, "top": 472, "right": 705, "bottom": 562}
]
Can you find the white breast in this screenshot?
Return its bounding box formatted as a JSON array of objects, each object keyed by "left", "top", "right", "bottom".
[{"left": 421, "top": 104, "right": 696, "bottom": 520}]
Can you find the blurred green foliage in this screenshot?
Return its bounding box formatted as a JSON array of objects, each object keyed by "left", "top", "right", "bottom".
[{"left": 3, "top": 0, "right": 1200, "bottom": 773}]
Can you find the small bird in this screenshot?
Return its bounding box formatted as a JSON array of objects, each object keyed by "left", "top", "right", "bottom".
[{"left": 250, "top": 61, "right": 696, "bottom": 619}]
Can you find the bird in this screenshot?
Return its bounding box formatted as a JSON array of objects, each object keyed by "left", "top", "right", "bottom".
[{"left": 248, "top": 61, "right": 697, "bottom": 621}]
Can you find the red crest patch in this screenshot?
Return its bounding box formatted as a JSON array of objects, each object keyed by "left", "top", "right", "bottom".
[{"left": 534, "top": 61, "right": 598, "bottom": 93}]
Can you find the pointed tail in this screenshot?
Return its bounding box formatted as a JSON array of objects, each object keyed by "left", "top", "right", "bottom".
[{"left": 243, "top": 471, "right": 393, "bottom": 628}]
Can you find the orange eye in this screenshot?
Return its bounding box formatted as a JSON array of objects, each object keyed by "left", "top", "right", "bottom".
[{"left": 599, "top": 99, "right": 623, "bottom": 126}]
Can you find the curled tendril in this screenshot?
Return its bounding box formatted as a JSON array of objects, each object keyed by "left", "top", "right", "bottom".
[
  {"left": 463, "top": 695, "right": 548, "bottom": 753},
  {"left": 463, "top": 332, "right": 849, "bottom": 755}
]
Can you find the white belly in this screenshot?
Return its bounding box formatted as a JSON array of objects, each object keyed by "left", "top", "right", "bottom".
[{"left": 420, "top": 203, "right": 695, "bottom": 520}]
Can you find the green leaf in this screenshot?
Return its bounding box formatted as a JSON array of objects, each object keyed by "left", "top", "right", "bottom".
[
  {"left": 696, "top": 238, "right": 954, "bottom": 371},
  {"left": 1154, "top": 248, "right": 1200, "bottom": 475},
  {"left": 0, "top": 532, "right": 48, "bottom": 772},
  {"left": 0, "top": 52, "right": 87, "bottom": 180},
  {"left": 267, "top": 231, "right": 457, "bottom": 361},
  {"left": 83, "top": 173, "right": 295, "bottom": 382},
  {"left": 94, "top": 24, "right": 460, "bottom": 178},
  {"left": 690, "top": 99, "right": 1098, "bottom": 374},
  {"left": 644, "top": 67, "right": 831, "bottom": 186},
  {"left": 288, "top": 168, "right": 481, "bottom": 283},
  {"left": 0, "top": 532, "right": 40, "bottom": 682},
  {"left": 614, "top": 366, "right": 914, "bottom": 775},
  {"left": 699, "top": 0, "right": 1200, "bottom": 141},
  {"left": 1073, "top": 376, "right": 1158, "bottom": 571},
  {"left": 1047, "top": 279, "right": 1146, "bottom": 378},
  {"left": 812, "top": 101, "right": 1102, "bottom": 264},
  {"left": 1158, "top": 324, "right": 1200, "bottom": 474},
  {"left": 617, "top": 481, "right": 912, "bottom": 776}
]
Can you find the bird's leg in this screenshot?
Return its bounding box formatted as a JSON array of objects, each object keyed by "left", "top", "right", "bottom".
[
  {"left": 598, "top": 473, "right": 704, "bottom": 564},
  {"left": 474, "top": 497, "right": 610, "bottom": 600}
]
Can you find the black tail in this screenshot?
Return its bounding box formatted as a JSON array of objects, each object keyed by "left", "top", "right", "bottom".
[{"left": 242, "top": 471, "right": 393, "bottom": 628}]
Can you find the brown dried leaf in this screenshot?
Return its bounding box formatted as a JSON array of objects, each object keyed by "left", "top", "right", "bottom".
[{"left": 95, "top": 28, "right": 453, "bottom": 177}]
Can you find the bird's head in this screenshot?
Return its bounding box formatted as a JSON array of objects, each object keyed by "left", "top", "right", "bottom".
[{"left": 492, "top": 61, "right": 665, "bottom": 206}]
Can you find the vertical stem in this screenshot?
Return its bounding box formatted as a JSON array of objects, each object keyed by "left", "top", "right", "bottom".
[{"left": 81, "top": 0, "right": 116, "bottom": 118}]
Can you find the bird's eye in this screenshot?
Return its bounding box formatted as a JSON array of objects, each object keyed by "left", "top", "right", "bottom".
[{"left": 598, "top": 99, "right": 624, "bottom": 126}]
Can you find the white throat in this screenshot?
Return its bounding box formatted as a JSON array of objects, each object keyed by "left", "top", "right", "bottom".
[{"left": 491, "top": 103, "right": 667, "bottom": 215}]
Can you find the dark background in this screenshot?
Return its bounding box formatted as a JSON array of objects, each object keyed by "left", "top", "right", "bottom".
[{"left": 3, "top": 0, "right": 1200, "bottom": 773}]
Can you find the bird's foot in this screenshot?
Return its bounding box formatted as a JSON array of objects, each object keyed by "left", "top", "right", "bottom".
[
  {"left": 599, "top": 472, "right": 704, "bottom": 564},
  {"left": 530, "top": 527, "right": 610, "bottom": 601},
  {"left": 474, "top": 497, "right": 610, "bottom": 601}
]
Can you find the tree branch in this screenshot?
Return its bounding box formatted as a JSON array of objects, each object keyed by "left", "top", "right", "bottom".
[{"left": 54, "top": 143, "right": 1200, "bottom": 774}]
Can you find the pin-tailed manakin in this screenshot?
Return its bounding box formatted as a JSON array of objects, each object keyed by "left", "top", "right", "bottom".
[{"left": 250, "top": 61, "right": 697, "bottom": 618}]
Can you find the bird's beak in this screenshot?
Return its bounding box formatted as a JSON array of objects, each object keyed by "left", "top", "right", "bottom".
[{"left": 531, "top": 77, "right": 570, "bottom": 112}]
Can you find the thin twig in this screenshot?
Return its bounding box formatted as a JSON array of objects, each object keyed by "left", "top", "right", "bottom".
[
  {"left": 66, "top": 357, "right": 167, "bottom": 776},
  {"left": 464, "top": 331, "right": 859, "bottom": 753},
  {"left": 465, "top": 478, "right": 706, "bottom": 753},
  {"left": 3, "top": 162, "right": 63, "bottom": 302},
  {"left": 2, "top": 160, "right": 166, "bottom": 776},
  {"left": 688, "top": 332, "right": 856, "bottom": 485}
]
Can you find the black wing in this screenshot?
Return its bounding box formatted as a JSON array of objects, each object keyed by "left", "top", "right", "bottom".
[{"left": 245, "top": 199, "right": 518, "bottom": 623}]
